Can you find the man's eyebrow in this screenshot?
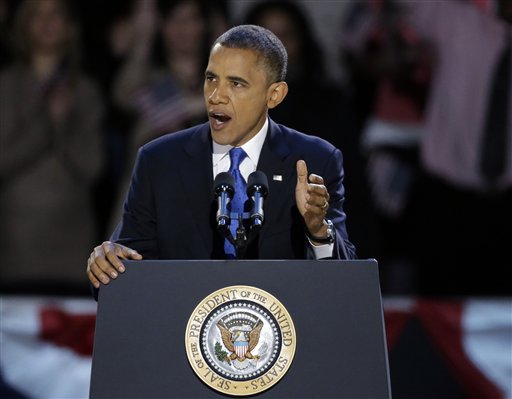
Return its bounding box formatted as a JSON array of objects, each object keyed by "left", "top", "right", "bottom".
[
  {"left": 227, "top": 76, "right": 250, "bottom": 85},
  {"left": 204, "top": 70, "right": 250, "bottom": 86}
]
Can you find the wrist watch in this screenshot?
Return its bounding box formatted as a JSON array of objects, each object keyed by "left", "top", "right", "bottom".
[{"left": 306, "top": 219, "right": 336, "bottom": 244}]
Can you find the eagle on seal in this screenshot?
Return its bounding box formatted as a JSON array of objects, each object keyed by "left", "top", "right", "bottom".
[{"left": 217, "top": 320, "right": 263, "bottom": 361}]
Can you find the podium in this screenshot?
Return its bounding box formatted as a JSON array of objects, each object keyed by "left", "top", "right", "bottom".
[{"left": 90, "top": 260, "right": 391, "bottom": 398}]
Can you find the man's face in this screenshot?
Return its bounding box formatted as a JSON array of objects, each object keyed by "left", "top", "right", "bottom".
[{"left": 204, "top": 44, "right": 276, "bottom": 146}]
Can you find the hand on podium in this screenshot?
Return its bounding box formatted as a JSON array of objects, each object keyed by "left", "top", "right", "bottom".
[{"left": 87, "top": 241, "right": 142, "bottom": 288}]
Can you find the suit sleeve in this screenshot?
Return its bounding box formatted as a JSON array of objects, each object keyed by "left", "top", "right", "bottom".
[
  {"left": 110, "top": 146, "right": 160, "bottom": 258},
  {"left": 321, "top": 147, "right": 357, "bottom": 260}
]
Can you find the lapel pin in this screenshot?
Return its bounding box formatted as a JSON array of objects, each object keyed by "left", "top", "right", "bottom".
[{"left": 273, "top": 175, "right": 283, "bottom": 181}]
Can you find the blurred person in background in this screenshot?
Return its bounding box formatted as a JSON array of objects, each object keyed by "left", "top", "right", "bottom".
[
  {"left": 340, "top": 0, "right": 434, "bottom": 294},
  {"left": 243, "top": 0, "right": 348, "bottom": 143},
  {"left": 0, "top": 0, "right": 104, "bottom": 293},
  {"left": 77, "top": 0, "right": 139, "bottom": 240},
  {"left": 76, "top": 0, "right": 230, "bottom": 238},
  {"left": 242, "top": 0, "right": 376, "bottom": 259},
  {"left": 107, "top": 0, "right": 218, "bottom": 231},
  {"left": 398, "top": 0, "right": 512, "bottom": 295},
  {"left": 207, "top": 0, "right": 230, "bottom": 44}
]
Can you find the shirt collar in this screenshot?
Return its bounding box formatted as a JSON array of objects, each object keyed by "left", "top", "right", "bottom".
[{"left": 212, "top": 117, "right": 268, "bottom": 167}]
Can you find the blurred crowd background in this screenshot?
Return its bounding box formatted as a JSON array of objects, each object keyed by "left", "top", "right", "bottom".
[{"left": 0, "top": 0, "right": 511, "bottom": 298}]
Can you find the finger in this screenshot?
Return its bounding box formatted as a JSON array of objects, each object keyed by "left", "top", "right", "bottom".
[
  {"left": 92, "top": 245, "right": 111, "bottom": 274},
  {"left": 86, "top": 255, "right": 100, "bottom": 288},
  {"left": 307, "top": 183, "right": 329, "bottom": 197},
  {"left": 114, "top": 245, "right": 143, "bottom": 273},
  {"left": 115, "top": 244, "right": 143, "bottom": 261},
  {"left": 296, "top": 160, "right": 308, "bottom": 186},
  {"left": 307, "top": 197, "right": 329, "bottom": 211},
  {"left": 304, "top": 186, "right": 329, "bottom": 209},
  {"left": 305, "top": 201, "right": 328, "bottom": 215},
  {"left": 89, "top": 260, "right": 111, "bottom": 286},
  {"left": 87, "top": 268, "right": 101, "bottom": 289},
  {"left": 306, "top": 184, "right": 329, "bottom": 206},
  {"left": 98, "top": 243, "right": 122, "bottom": 278},
  {"left": 308, "top": 173, "right": 324, "bottom": 185}
]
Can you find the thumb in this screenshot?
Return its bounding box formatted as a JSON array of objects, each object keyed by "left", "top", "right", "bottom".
[{"left": 296, "top": 160, "right": 308, "bottom": 187}]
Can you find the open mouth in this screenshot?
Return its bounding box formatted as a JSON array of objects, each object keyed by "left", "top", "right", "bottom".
[{"left": 209, "top": 112, "right": 232, "bottom": 127}]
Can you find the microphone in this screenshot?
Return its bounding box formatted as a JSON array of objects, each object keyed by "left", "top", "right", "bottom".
[
  {"left": 213, "top": 172, "right": 234, "bottom": 231},
  {"left": 247, "top": 171, "right": 269, "bottom": 228}
]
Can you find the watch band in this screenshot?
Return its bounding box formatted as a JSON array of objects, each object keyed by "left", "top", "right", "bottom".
[{"left": 306, "top": 219, "right": 336, "bottom": 244}]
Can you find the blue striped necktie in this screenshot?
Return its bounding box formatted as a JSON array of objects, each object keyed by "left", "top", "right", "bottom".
[{"left": 225, "top": 147, "right": 247, "bottom": 258}]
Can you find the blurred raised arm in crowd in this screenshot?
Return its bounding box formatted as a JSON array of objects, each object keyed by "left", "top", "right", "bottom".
[
  {"left": 107, "top": 0, "right": 229, "bottom": 232},
  {"left": 340, "top": 0, "right": 434, "bottom": 294},
  {"left": 397, "top": 0, "right": 512, "bottom": 295},
  {"left": 341, "top": 0, "right": 512, "bottom": 295}
]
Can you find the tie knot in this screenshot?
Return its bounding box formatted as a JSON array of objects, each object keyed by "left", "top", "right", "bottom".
[{"left": 229, "top": 147, "right": 247, "bottom": 171}]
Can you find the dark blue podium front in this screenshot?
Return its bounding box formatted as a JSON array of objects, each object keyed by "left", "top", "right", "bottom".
[{"left": 90, "top": 259, "right": 391, "bottom": 398}]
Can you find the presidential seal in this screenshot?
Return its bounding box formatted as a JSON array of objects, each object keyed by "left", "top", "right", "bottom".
[{"left": 185, "top": 286, "right": 296, "bottom": 396}]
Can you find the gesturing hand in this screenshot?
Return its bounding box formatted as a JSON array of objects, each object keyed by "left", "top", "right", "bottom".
[{"left": 295, "top": 160, "right": 330, "bottom": 239}]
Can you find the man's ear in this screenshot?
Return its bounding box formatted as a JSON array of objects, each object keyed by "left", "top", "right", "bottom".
[{"left": 267, "top": 81, "right": 288, "bottom": 109}]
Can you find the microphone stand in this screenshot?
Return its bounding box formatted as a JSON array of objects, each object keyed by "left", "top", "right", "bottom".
[
  {"left": 234, "top": 211, "right": 264, "bottom": 259},
  {"left": 234, "top": 214, "right": 248, "bottom": 259},
  {"left": 218, "top": 212, "right": 249, "bottom": 259}
]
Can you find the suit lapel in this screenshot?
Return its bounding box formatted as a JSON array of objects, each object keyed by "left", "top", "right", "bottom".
[
  {"left": 179, "top": 123, "right": 215, "bottom": 255},
  {"left": 257, "top": 120, "right": 295, "bottom": 244}
]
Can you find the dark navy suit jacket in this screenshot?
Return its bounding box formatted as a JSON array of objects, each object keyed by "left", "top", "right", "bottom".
[{"left": 111, "top": 119, "right": 356, "bottom": 260}]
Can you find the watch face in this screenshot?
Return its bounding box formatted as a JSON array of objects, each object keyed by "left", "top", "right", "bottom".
[{"left": 326, "top": 220, "right": 335, "bottom": 243}]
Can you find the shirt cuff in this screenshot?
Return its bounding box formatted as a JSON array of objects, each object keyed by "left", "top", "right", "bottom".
[{"left": 307, "top": 237, "right": 334, "bottom": 259}]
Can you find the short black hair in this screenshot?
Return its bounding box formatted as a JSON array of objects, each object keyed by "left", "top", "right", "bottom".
[{"left": 212, "top": 24, "right": 288, "bottom": 83}]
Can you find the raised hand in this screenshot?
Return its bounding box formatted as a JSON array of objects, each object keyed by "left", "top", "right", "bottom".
[{"left": 295, "top": 160, "right": 330, "bottom": 240}]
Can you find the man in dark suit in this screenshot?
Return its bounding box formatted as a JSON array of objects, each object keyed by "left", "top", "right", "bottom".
[{"left": 87, "top": 25, "right": 357, "bottom": 290}]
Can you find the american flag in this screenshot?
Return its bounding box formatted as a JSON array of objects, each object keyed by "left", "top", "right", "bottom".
[{"left": 133, "top": 76, "right": 191, "bottom": 133}]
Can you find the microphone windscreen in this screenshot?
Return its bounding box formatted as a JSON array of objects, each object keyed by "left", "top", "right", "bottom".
[
  {"left": 247, "top": 171, "right": 269, "bottom": 196},
  {"left": 214, "top": 172, "right": 234, "bottom": 195}
]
